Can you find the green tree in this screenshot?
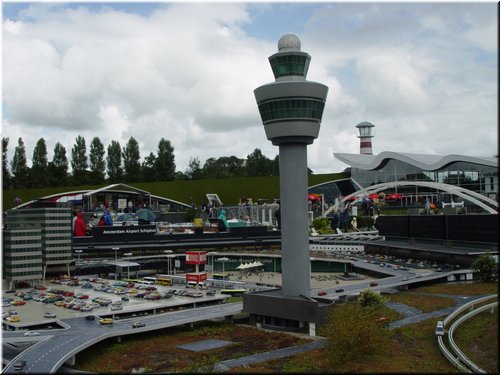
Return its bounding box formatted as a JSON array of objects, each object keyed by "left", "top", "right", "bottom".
[
  {"left": 106, "top": 140, "right": 123, "bottom": 183},
  {"left": 30, "top": 138, "right": 49, "bottom": 187},
  {"left": 89, "top": 137, "right": 106, "bottom": 185},
  {"left": 246, "top": 148, "right": 273, "bottom": 177},
  {"left": 141, "top": 152, "right": 156, "bottom": 182},
  {"left": 185, "top": 157, "right": 203, "bottom": 180},
  {"left": 202, "top": 156, "right": 244, "bottom": 178},
  {"left": 357, "top": 289, "right": 388, "bottom": 310},
  {"left": 122, "top": 137, "right": 141, "bottom": 182},
  {"left": 10, "top": 137, "right": 30, "bottom": 189},
  {"left": 471, "top": 251, "right": 498, "bottom": 282},
  {"left": 272, "top": 155, "right": 280, "bottom": 176},
  {"left": 154, "top": 138, "right": 175, "bottom": 181},
  {"left": 71, "top": 135, "right": 88, "bottom": 185},
  {"left": 2, "top": 137, "right": 11, "bottom": 189},
  {"left": 323, "top": 302, "right": 390, "bottom": 367},
  {"left": 48, "top": 142, "right": 69, "bottom": 187}
]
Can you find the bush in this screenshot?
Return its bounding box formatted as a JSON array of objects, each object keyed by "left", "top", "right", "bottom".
[
  {"left": 356, "top": 216, "right": 375, "bottom": 230},
  {"left": 312, "top": 217, "right": 331, "bottom": 232},
  {"left": 323, "top": 301, "right": 390, "bottom": 366}
]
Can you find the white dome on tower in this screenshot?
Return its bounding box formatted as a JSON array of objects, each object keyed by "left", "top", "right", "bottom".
[{"left": 278, "top": 34, "right": 301, "bottom": 51}]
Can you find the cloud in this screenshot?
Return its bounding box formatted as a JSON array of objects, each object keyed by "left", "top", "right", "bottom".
[{"left": 2, "top": 2, "right": 497, "bottom": 176}]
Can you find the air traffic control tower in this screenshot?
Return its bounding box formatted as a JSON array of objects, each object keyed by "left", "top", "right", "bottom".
[{"left": 243, "top": 34, "right": 332, "bottom": 335}]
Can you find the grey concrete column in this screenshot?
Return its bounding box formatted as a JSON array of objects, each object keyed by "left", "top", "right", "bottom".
[{"left": 279, "top": 143, "right": 310, "bottom": 297}]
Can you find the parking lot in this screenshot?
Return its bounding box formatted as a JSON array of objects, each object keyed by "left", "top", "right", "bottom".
[{"left": 2, "top": 276, "right": 227, "bottom": 326}]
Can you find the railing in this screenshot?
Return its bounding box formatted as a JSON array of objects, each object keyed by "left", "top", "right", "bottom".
[{"left": 438, "top": 294, "right": 497, "bottom": 373}]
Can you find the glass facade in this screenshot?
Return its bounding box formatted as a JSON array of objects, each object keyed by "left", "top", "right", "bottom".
[
  {"left": 270, "top": 53, "right": 308, "bottom": 78},
  {"left": 258, "top": 97, "right": 325, "bottom": 124},
  {"left": 351, "top": 159, "right": 498, "bottom": 198}
]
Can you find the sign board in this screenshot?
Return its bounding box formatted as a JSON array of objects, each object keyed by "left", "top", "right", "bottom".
[
  {"left": 118, "top": 199, "right": 127, "bottom": 209},
  {"left": 185, "top": 251, "right": 208, "bottom": 264},
  {"left": 185, "top": 273, "right": 208, "bottom": 282}
]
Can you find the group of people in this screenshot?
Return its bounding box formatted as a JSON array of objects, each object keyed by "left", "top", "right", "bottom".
[{"left": 72, "top": 208, "right": 113, "bottom": 236}]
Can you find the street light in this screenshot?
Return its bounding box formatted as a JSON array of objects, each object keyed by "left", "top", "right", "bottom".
[
  {"left": 124, "top": 253, "right": 133, "bottom": 279},
  {"left": 217, "top": 257, "right": 229, "bottom": 288},
  {"left": 164, "top": 250, "right": 173, "bottom": 275},
  {"left": 75, "top": 250, "right": 83, "bottom": 265},
  {"left": 207, "top": 251, "right": 218, "bottom": 274},
  {"left": 112, "top": 247, "right": 120, "bottom": 280}
]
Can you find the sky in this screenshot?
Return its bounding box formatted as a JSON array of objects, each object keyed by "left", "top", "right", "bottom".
[{"left": 1, "top": 1, "right": 498, "bottom": 176}]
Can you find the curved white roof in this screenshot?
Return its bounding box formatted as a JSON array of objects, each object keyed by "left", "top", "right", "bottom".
[{"left": 334, "top": 151, "right": 498, "bottom": 171}]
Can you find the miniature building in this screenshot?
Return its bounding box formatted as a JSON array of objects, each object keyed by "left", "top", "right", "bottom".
[{"left": 244, "top": 34, "right": 332, "bottom": 335}]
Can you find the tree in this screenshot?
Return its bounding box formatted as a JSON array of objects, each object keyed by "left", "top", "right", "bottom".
[
  {"left": 185, "top": 157, "right": 203, "bottom": 180},
  {"left": 202, "top": 156, "right": 244, "bottom": 178},
  {"left": 323, "top": 301, "right": 390, "bottom": 367},
  {"left": 122, "top": 137, "right": 141, "bottom": 182},
  {"left": 246, "top": 148, "right": 273, "bottom": 177},
  {"left": 89, "top": 137, "right": 106, "bottom": 185},
  {"left": 106, "top": 140, "right": 123, "bottom": 183},
  {"left": 272, "top": 155, "right": 280, "bottom": 176},
  {"left": 10, "top": 137, "right": 30, "bottom": 189},
  {"left": 71, "top": 135, "right": 88, "bottom": 185},
  {"left": 48, "top": 142, "right": 69, "bottom": 187},
  {"left": 2, "top": 137, "right": 11, "bottom": 189},
  {"left": 30, "top": 138, "right": 49, "bottom": 187},
  {"left": 471, "top": 252, "right": 498, "bottom": 282},
  {"left": 141, "top": 152, "right": 156, "bottom": 182},
  {"left": 154, "top": 138, "right": 176, "bottom": 181},
  {"left": 357, "top": 289, "right": 388, "bottom": 310}
]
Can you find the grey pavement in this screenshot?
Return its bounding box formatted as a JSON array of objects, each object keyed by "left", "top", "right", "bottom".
[{"left": 214, "top": 339, "right": 327, "bottom": 372}]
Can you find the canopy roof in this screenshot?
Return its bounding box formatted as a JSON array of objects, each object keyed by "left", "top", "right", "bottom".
[{"left": 236, "top": 261, "right": 264, "bottom": 270}]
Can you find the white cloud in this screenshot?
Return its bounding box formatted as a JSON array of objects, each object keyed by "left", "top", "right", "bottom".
[{"left": 2, "top": 2, "right": 497, "bottom": 175}]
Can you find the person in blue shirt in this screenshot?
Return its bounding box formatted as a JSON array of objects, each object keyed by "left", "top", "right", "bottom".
[
  {"left": 217, "top": 209, "right": 228, "bottom": 232},
  {"left": 98, "top": 208, "right": 113, "bottom": 226}
]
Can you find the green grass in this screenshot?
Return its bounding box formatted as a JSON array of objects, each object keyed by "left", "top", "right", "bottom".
[
  {"left": 453, "top": 309, "right": 498, "bottom": 373},
  {"left": 3, "top": 173, "right": 346, "bottom": 210},
  {"left": 69, "top": 281, "right": 497, "bottom": 373}
]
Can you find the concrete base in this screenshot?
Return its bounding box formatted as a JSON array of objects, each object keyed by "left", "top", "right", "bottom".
[{"left": 243, "top": 289, "right": 333, "bottom": 335}]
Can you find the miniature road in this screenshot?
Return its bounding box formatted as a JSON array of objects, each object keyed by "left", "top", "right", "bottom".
[{"left": 2, "top": 303, "right": 243, "bottom": 374}]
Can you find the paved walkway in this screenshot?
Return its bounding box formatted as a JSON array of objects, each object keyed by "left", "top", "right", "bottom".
[{"left": 213, "top": 293, "right": 489, "bottom": 372}]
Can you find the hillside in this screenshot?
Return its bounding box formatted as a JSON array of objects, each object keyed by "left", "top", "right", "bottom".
[{"left": 2, "top": 173, "right": 348, "bottom": 210}]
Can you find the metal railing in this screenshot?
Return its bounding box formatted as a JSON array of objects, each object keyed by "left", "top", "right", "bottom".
[{"left": 438, "top": 294, "right": 497, "bottom": 373}]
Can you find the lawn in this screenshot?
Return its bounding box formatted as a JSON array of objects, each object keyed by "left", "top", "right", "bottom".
[
  {"left": 388, "top": 292, "right": 455, "bottom": 313},
  {"left": 73, "top": 322, "right": 311, "bottom": 373},
  {"left": 72, "top": 282, "right": 498, "bottom": 373}
]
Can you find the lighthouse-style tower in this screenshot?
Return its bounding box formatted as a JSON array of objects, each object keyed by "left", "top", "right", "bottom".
[
  {"left": 356, "top": 121, "right": 375, "bottom": 155},
  {"left": 244, "top": 34, "right": 330, "bottom": 335},
  {"left": 254, "top": 34, "right": 328, "bottom": 297}
]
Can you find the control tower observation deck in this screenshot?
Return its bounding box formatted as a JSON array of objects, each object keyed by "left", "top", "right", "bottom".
[{"left": 254, "top": 34, "right": 329, "bottom": 146}]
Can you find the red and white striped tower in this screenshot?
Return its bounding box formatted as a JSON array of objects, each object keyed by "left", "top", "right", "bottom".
[{"left": 356, "top": 121, "right": 375, "bottom": 155}]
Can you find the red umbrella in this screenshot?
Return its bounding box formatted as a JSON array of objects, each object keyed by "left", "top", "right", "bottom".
[
  {"left": 308, "top": 194, "right": 321, "bottom": 201},
  {"left": 386, "top": 193, "right": 402, "bottom": 201}
]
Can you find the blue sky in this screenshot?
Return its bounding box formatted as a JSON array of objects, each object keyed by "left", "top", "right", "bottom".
[{"left": 2, "top": 2, "right": 498, "bottom": 174}]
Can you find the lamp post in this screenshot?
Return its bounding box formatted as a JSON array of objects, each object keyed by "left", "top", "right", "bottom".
[
  {"left": 112, "top": 247, "right": 119, "bottom": 280},
  {"left": 164, "top": 250, "right": 173, "bottom": 275},
  {"left": 207, "top": 251, "right": 218, "bottom": 274},
  {"left": 217, "top": 257, "right": 229, "bottom": 288},
  {"left": 75, "top": 250, "right": 83, "bottom": 265},
  {"left": 124, "top": 253, "right": 133, "bottom": 279}
]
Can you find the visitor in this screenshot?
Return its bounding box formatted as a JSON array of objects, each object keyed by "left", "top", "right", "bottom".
[{"left": 74, "top": 212, "right": 87, "bottom": 236}]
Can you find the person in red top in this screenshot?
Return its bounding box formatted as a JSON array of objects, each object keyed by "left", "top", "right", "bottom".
[{"left": 74, "top": 212, "right": 87, "bottom": 236}]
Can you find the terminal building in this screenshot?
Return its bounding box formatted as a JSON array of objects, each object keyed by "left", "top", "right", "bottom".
[{"left": 333, "top": 121, "right": 498, "bottom": 203}]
